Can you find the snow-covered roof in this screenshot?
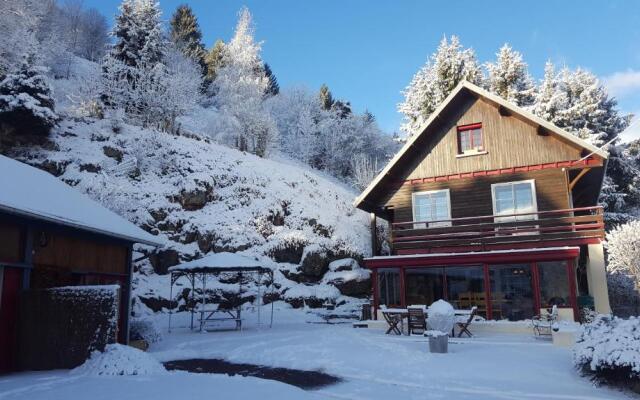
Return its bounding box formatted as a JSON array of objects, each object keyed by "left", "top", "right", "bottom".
[
  {"left": 354, "top": 80, "right": 608, "bottom": 211},
  {"left": 169, "top": 252, "right": 267, "bottom": 273},
  {"left": 0, "top": 155, "right": 162, "bottom": 246}
]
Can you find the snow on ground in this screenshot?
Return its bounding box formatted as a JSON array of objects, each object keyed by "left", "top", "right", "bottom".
[{"left": 0, "top": 306, "right": 631, "bottom": 400}]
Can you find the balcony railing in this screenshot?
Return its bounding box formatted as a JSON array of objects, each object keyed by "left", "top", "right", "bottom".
[{"left": 391, "top": 206, "right": 604, "bottom": 254}]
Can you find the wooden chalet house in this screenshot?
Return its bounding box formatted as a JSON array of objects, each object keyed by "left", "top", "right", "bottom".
[
  {"left": 355, "top": 81, "right": 610, "bottom": 322},
  {"left": 0, "top": 155, "right": 162, "bottom": 372}
]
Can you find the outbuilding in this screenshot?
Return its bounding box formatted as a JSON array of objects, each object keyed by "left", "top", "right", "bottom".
[{"left": 0, "top": 155, "right": 162, "bottom": 372}]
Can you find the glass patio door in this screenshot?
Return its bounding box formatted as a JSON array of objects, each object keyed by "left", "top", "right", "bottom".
[
  {"left": 489, "top": 264, "right": 535, "bottom": 321},
  {"left": 405, "top": 268, "right": 444, "bottom": 306}
]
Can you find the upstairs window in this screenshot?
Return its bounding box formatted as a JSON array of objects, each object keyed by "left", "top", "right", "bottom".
[
  {"left": 457, "top": 123, "right": 483, "bottom": 155},
  {"left": 412, "top": 189, "right": 451, "bottom": 229}
]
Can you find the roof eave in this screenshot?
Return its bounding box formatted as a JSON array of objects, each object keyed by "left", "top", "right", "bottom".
[{"left": 0, "top": 204, "right": 163, "bottom": 247}]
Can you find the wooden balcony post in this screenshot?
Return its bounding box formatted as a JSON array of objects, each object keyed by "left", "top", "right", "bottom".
[{"left": 370, "top": 213, "right": 377, "bottom": 257}]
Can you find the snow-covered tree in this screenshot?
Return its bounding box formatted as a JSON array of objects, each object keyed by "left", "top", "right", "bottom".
[
  {"left": 169, "top": 4, "right": 206, "bottom": 69},
  {"left": 204, "top": 39, "right": 226, "bottom": 85},
  {"left": 485, "top": 44, "right": 535, "bottom": 107},
  {"left": 605, "top": 220, "right": 640, "bottom": 313},
  {"left": 398, "top": 35, "right": 483, "bottom": 137},
  {"left": 0, "top": 56, "right": 59, "bottom": 138},
  {"left": 210, "top": 7, "right": 277, "bottom": 156},
  {"left": 109, "top": 0, "right": 164, "bottom": 67},
  {"left": 532, "top": 63, "right": 636, "bottom": 222},
  {"left": 0, "top": 0, "right": 44, "bottom": 76},
  {"left": 101, "top": 0, "right": 169, "bottom": 125}
]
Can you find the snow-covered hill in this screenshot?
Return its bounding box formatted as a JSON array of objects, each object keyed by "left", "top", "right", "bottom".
[{"left": 9, "top": 116, "right": 372, "bottom": 313}]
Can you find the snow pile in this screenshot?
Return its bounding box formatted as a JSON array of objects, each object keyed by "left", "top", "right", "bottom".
[
  {"left": 72, "top": 344, "right": 167, "bottom": 376},
  {"left": 574, "top": 315, "right": 640, "bottom": 379},
  {"left": 427, "top": 300, "right": 455, "bottom": 334}
]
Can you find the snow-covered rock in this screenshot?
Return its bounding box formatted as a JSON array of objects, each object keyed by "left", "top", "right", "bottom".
[
  {"left": 72, "top": 344, "right": 167, "bottom": 376},
  {"left": 10, "top": 115, "right": 370, "bottom": 311}
]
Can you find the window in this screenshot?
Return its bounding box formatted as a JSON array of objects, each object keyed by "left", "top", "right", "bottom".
[
  {"left": 405, "top": 268, "right": 444, "bottom": 306},
  {"left": 457, "top": 123, "right": 484, "bottom": 154},
  {"left": 491, "top": 180, "right": 537, "bottom": 223},
  {"left": 445, "top": 266, "right": 487, "bottom": 318},
  {"left": 412, "top": 189, "right": 451, "bottom": 228},
  {"left": 538, "top": 261, "right": 570, "bottom": 308},
  {"left": 378, "top": 269, "right": 401, "bottom": 306}
]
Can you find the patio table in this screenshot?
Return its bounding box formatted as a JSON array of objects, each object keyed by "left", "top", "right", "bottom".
[{"left": 381, "top": 306, "right": 428, "bottom": 335}]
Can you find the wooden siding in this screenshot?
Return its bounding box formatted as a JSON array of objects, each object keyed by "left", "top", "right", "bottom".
[
  {"left": 403, "top": 97, "right": 583, "bottom": 181},
  {"left": 0, "top": 221, "right": 24, "bottom": 264},
  {"left": 385, "top": 168, "right": 570, "bottom": 224},
  {"left": 32, "top": 229, "right": 128, "bottom": 276}
]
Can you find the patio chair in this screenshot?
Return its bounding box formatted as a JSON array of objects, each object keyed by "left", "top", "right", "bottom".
[
  {"left": 407, "top": 306, "right": 427, "bottom": 336},
  {"left": 532, "top": 305, "right": 558, "bottom": 338},
  {"left": 456, "top": 306, "right": 477, "bottom": 337},
  {"left": 382, "top": 311, "right": 403, "bottom": 335}
]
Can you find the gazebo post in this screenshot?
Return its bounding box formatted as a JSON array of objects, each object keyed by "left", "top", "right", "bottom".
[
  {"left": 190, "top": 272, "right": 195, "bottom": 330},
  {"left": 168, "top": 272, "right": 174, "bottom": 333},
  {"left": 201, "top": 272, "right": 206, "bottom": 332},
  {"left": 270, "top": 271, "right": 274, "bottom": 328},
  {"left": 257, "top": 271, "right": 262, "bottom": 329}
]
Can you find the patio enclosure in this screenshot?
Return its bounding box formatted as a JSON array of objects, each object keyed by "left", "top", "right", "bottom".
[{"left": 377, "top": 259, "right": 575, "bottom": 321}]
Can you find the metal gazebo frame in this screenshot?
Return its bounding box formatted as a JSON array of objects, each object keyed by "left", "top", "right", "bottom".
[{"left": 168, "top": 264, "right": 274, "bottom": 333}]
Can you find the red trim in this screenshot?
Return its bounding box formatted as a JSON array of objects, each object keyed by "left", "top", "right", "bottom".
[
  {"left": 371, "top": 269, "right": 379, "bottom": 320},
  {"left": 388, "top": 158, "right": 602, "bottom": 188},
  {"left": 532, "top": 262, "right": 542, "bottom": 314},
  {"left": 458, "top": 122, "right": 483, "bottom": 131},
  {"left": 394, "top": 238, "right": 601, "bottom": 255},
  {"left": 365, "top": 248, "right": 580, "bottom": 269}
]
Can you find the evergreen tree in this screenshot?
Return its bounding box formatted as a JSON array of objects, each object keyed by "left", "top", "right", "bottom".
[
  {"left": 398, "top": 35, "right": 483, "bottom": 136},
  {"left": 0, "top": 56, "right": 59, "bottom": 138},
  {"left": 204, "top": 39, "right": 225, "bottom": 84},
  {"left": 169, "top": 4, "right": 206, "bottom": 69},
  {"left": 533, "top": 63, "right": 636, "bottom": 223},
  {"left": 486, "top": 44, "right": 535, "bottom": 107},
  {"left": 331, "top": 100, "right": 352, "bottom": 119},
  {"left": 319, "top": 84, "right": 334, "bottom": 110},
  {"left": 263, "top": 63, "right": 279, "bottom": 96},
  {"left": 109, "top": 0, "right": 164, "bottom": 67}
]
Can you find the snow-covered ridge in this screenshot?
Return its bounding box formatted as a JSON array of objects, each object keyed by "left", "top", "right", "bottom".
[{"left": 11, "top": 116, "right": 371, "bottom": 309}]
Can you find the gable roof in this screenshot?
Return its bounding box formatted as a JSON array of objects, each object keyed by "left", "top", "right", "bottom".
[
  {"left": 0, "top": 155, "right": 162, "bottom": 247},
  {"left": 354, "top": 80, "right": 608, "bottom": 212}
]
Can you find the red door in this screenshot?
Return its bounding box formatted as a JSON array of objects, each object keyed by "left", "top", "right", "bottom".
[{"left": 0, "top": 267, "right": 22, "bottom": 373}]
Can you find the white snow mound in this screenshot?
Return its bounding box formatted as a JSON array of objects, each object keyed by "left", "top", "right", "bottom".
[{"left": 72, "top": 343, "right": 167, "bottom": 376}]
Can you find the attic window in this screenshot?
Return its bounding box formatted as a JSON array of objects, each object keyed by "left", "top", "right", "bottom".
[{"left": 457, "top": 123, "right": 484, "bottom": 155}]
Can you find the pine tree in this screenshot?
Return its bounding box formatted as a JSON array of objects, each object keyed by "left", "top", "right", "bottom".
[
  {"left": 398, "top": 35, "right": 483, "bottom": 136},
  {"left": 0, "top": 56, "right": 59, "bottom": 138},
  {"left": 169, "top": 4, "right": 206, "bottom": 70},
  {"left": 263, "top": 63, "right": 279, "bottom": 96},
  {"left": 486, "top": 44, "right": 535, "bottom": 107},
  {"left": 204, "top": 39, "right": 225, "bottom": 84},
  {"left": 109, "top": 0, "right": 164, "bottom": 67},
  {"left": 319, "top": 84, "right": 334, "bottom": 110},
  {"left": 532, "top": 64, "right": 636, "bottom": 223}
]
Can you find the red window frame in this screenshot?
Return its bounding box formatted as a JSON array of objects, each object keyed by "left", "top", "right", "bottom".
[{"left": 457, "top": 122, "right": 483, "bottom": 154}]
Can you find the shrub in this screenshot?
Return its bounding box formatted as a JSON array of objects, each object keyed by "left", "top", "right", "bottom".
[
  {"left": 574, "top": 315, "right": 640, "bottom": 387},
  {"left": 130, "top": 317, "right": 163, "bottom": 344}
]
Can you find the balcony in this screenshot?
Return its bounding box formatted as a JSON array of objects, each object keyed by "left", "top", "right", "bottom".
[{"left": 391, "top": 206, "right": 604, "bottom": 254}]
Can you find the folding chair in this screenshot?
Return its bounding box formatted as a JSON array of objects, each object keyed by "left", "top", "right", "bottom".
[
  {"left": 456, "top": 306, "right": 477, "bottom": 337},
  {"left": 382, "top": 312, "right": 403, "bottom": 335}
]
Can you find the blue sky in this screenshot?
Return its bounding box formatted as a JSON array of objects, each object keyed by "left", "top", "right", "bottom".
[{"left": 86, "top": 0, "right": 640, "bottom": 141}]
